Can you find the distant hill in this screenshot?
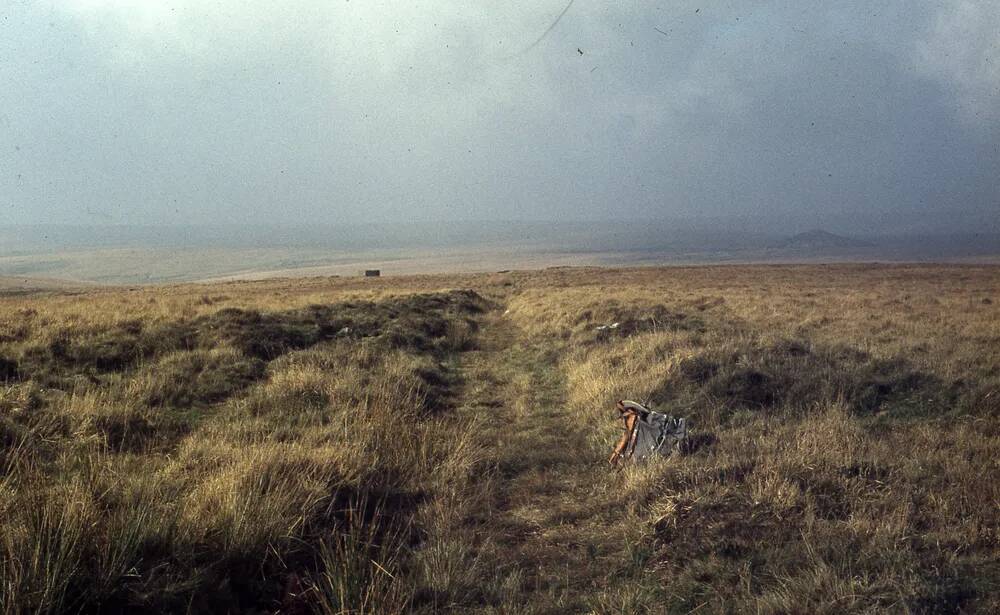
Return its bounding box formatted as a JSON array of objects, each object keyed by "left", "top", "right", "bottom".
[{"left": 777, "top": 229, "right": 875, "bottom": 250}]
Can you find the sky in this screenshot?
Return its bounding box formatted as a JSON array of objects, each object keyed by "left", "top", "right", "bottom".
[{"left": 1, "top": 1, "right": 998, "bottom": 234}]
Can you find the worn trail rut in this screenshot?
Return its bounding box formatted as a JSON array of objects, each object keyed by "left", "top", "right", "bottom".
[{"left": 444, "top": 311, "right": 642, "bottom": 613}]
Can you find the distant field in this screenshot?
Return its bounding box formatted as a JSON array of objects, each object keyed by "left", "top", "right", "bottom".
[
  {"left": 0, "top": 276, "right": 96, "bottom": 295},
  {"left": 1, "top": 264, "right": 998, "bottom": 613},
  {"left": 0, "top": 244, "right": 643, "bottom": 285},
  {"left": 3, "top": 244, "right": 1000, "bottom": 286},
  {"left": 2, "top": 224, "right": 999, "bottom": 285}
]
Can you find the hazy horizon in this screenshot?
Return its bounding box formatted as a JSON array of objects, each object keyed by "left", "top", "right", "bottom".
[{"left": 2, "top": 220, "right": 998, "bottom": 285}]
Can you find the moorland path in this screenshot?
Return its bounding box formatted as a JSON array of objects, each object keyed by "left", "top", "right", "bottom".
[{"left": 448, "top": 310, "right": 641, "bottom": 613}]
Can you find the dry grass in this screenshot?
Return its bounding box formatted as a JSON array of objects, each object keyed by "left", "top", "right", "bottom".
[
  {"left": 1, "top": 264, "right": 998, "bottom": 613},
  {"left": 502, "top": 264, "right": 999, "bottom": 613},
  {"left": 0, "top": 283, "right": 491, "bottom": 613}
]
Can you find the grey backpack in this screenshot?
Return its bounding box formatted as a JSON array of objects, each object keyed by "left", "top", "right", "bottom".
[{"left": 611, "top": 400, "right": 688, "bottom": 464}]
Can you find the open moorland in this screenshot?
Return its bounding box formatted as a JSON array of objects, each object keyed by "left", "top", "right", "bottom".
[{"left": 1, "top": 264, "right": 998, "bottom": 613}]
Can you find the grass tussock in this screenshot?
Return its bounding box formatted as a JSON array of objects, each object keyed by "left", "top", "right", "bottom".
[
  {"left": 0, "top": 287, "right": 491, "bottom": 613},
  {"left": 655, "top": 338, "right": 960, "bottom": 419},
  {"left": 504, "top": 265, "right": 999, "bottom": 613}
]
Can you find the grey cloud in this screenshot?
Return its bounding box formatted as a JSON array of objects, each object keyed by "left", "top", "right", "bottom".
[{"left": 0, "top": 1, "right": 996, "bottom": 232}]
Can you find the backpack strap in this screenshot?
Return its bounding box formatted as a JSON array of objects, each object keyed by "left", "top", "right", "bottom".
[
  {"left": 609, "top": 409, "right": 641, "bottom": 466},
  {"left": 624, "top": 415, "right": 641, "bottom": 459}
]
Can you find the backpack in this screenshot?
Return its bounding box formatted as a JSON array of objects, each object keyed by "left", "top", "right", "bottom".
[{"left": 609, "top": 400, "right": 688, "bottom": 465}]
